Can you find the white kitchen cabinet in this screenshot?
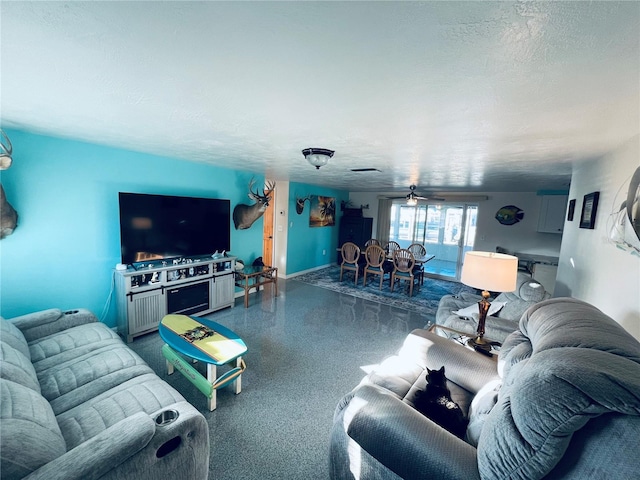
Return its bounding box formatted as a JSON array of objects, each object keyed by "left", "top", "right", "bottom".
[{"left": 537, "top": 195, "right": 568, "bottom": 234}]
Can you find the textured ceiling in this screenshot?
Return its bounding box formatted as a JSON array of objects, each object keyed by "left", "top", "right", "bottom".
[{"left": 1, "top": 1, "right": 639, "bottom": 194}]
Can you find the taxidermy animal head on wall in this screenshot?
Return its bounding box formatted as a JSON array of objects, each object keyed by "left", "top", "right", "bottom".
[
  {"left": 0, "top": 130, "right": 18, "bottom": 239},
  {"left": 232, "top": 178, "right": 276, "bottom": 230},
  {"left": 295, "top": 195, "right": 311, "bottom": 215}
]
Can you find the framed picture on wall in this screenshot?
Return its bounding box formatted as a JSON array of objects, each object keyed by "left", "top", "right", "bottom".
[
  {"left": 579, "top": 192, "right": 599, "bottom": 229},
  {"left": 309, "top": 195, "right": 336, "bottom": 227},
  {"left": 567, "top": 199, "right": 576, "bottom": 221}
]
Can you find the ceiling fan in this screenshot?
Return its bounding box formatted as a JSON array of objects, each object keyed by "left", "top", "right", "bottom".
[{"left": 389, "top": 185, "right": 445, "bottom": 205}]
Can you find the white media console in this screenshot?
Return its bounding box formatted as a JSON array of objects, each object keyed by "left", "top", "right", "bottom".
[{"left": 115, "top": 255, "right": 237, "bottom": 342}]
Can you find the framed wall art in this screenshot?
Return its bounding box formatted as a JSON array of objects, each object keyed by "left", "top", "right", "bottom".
[
  {"left": 309, "top": 195, "right": 336, "bottom": 227},
  {"left": 567, "top": 199, "right": 576, "bottom": 221},
  {"left": 579, "top": 192, "right": 599, "bottom": 229}
]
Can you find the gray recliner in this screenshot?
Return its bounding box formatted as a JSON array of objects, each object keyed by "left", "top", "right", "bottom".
[
  {"left": 0, "top": 308, "right": 210, "bottom": 480},
  {"left": 434, "top": 272, "right": 550, "bottom": 343},
  {"left": 329, "top": 297, "right": 640, "bottom": 479}
]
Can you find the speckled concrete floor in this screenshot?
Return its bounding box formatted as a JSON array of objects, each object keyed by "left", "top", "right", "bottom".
[{"left": 130, "top": 278, "right": 432, "bottom": 480}]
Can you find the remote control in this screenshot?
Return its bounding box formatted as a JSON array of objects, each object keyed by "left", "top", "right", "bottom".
[{"left": 474, "top": 345, "right": 494, "bottom": 357}]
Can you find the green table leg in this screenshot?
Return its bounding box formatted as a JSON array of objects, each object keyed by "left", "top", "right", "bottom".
[{"left": 162, "top": 344, "right": 246, "bottom": 411}]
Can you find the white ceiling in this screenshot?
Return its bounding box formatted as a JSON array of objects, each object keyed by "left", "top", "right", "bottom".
[{"left": 2, "top": 1, "right": 639, "bottom": 194}]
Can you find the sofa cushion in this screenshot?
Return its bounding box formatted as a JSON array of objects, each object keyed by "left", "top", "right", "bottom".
[
  {"left": 453, "top": 301, "right": 506, "bottom": 318},
  {"left": 55, "top": 373, "right": 186, "bottom": 449},
  {"left": 465, "top": 378, "right": 501, "bottom": 447},
  {"left": 9, "top": 308, "right": 98, "bottom": 343},
  {"left": 479, "top": 349, "right": 640, "bottom": 479},
  {"left": 0, "top": 380, "right": 67, "bottom": 480},
  {"left": 477, "top": 298, "right": 640, "bottom": 479},
  {"left": 492, "top": 272, "right": 549, "bottom": 320},
  {"left": 29, "top": 322, "right": 122, "bottom": 366},
  {"left": 37, "top": 343, "right": 153, "bottom": 415},
  {"left": 0, "top": 342, "right": 41, "bottom": 393},
  {"left": 1, "top": 317, "right": 31, "bottom": 360}
]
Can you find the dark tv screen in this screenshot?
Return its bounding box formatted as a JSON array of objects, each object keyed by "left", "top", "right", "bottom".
[{"left": 119, "top": 192, "right": 231, "bottom": 265}]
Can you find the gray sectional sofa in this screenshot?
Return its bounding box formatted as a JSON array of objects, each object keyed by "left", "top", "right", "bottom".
[
  {"left": 0, "top": 308, "right": 209, "bottom": 480},
  {"left": 330, "top": 297, "right": 640, "bottom": 479},
  {"left": 435, "top": 272, "right": 550, "bottom": 343}
]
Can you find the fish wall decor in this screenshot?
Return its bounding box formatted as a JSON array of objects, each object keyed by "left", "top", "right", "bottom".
[{"left": 495, "top": 205, "right": 524, "bottom": 226}]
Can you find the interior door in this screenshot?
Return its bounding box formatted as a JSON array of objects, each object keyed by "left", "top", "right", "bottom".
[{"left": 262, "top": 186, "right": 275, "bottom": 266}]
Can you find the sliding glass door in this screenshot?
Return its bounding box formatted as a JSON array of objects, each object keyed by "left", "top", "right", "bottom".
[{"left": 388, "top": 202, "right": 478, "bottom": 280}]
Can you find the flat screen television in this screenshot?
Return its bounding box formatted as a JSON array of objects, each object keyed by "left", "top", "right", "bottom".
[{"left": 118, "top": 192, "right": 231, "bottom": 265}]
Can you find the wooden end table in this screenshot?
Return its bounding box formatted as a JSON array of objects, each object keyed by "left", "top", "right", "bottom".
[
  {"left": 235, "top": 265, "right": 278, "bottom": 308},
  {"left": 428, "top": 324, "right": 501, "bottom": 358}
]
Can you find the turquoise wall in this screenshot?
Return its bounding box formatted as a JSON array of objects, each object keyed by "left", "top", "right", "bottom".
[
  {"left": 286, "top": 182, "right": 348, "bottom": 273},
  {"left": 0, "top": 129, "right": 266, "bottom": 326}
]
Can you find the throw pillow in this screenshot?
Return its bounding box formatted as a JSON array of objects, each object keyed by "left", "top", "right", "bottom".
[
  {"left": 454, "top": 302, "right": 506, "bottom": 318},
  {"left": 465, "top": 379, "right": 501, "bottom": 447}
]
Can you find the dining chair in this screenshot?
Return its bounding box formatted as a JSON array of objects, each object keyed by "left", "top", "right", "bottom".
[
  {"left": 408, "top": 243, "right": 427, "bottom": 285},
  {"left": 365, "top": 238, "right": 381, "bottom": 247},
  {"left": 363, "top": 245, "right": 388, "bottom": 290},
  {"left": 340, "top": 242, "right": 361, "bottom": 284},
  {"left": 390, "top": 248, "right": 417, "bottom": 296},
  {"left": 385, "top": 241, "right": 401, "bottom": 257}
]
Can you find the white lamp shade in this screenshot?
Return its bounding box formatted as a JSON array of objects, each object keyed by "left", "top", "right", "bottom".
[{"left": 460, "top": 251, "right": 518, "bottom": 292}]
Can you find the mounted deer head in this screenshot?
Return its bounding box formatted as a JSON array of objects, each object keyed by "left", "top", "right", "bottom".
[
  {"left": 295, "top": 195, "right": 311, "bottom": 215},
  {"left": 232, "top": 178, "right": 276, "bottom": 230},
  {"left": 0, "top": 130, "right": 17, "bottom": 239}
]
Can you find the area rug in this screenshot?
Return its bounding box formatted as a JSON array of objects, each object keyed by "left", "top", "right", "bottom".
[{"left": 293, "top": 265, "right": 477, "bottom": 317}]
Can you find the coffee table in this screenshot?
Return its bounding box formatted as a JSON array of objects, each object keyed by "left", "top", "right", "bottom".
[{"left": 159, "top": 314, "right": 248, "bottom": 411}]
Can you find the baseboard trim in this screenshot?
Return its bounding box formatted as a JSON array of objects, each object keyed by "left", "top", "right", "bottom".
[{"left": 283, "top": 263, "right": 335, "bottom": 280}]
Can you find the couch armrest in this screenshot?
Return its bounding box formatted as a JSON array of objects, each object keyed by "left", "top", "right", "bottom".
[
  {"left": 24, "top": 412, "right": 155, "bottom": 480},
  {"left": 11, "top": 308, "right": 98, "bottom": 342},
  {"left": 398, "top": 329, "right": 500, "bottom": 394},
  {"left": 345, "top": 385, "right": 480, "bottom": 480}
]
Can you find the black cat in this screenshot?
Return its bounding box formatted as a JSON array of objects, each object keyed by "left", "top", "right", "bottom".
[{"left": 413, "top": 366, "right": 468, "bottom": 439}]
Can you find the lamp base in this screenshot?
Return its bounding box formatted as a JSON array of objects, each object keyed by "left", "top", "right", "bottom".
[{"left": 466, "top": 336, "right": 493, "bottom": 354}]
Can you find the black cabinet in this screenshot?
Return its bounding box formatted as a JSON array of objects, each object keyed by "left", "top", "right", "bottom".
[{"left": 337, "top": 217, "right": 373, "bottom": 262}]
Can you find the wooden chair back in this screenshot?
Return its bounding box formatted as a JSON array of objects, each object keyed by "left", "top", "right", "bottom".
[
  {"left": 385, "top": 241, "right": 401, "bottom": 256},
  {"left": 408, "top": 243, "right": 427, "bottom": 285},
  {"left": 340, "top": 242, "right": 361, "bottom": 284},
  {"left": 364, "top": 245, "right": 385, "bottom": 268},
  {"left": 341, "top": 242, "right": 360, "bottom": 265},
  {"left": 408, "top": 243, "right": 426, "bottom": 258},
  {"left": 391, "top": 249, "right": 416, "bottom": 296},
  {"left": 393, "top": 249, "right": 415, "bottom": 273},
  {"left": 363, "top": 245, "right": 388, "bottom": 290}
]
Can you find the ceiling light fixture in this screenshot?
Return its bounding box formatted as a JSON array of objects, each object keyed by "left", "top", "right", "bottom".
[
  {"left": 406, "top": 185, "right": 418, "bottom": 206},
  {"left": 302, "top": 148, "right": 334, "bottom": 170}
]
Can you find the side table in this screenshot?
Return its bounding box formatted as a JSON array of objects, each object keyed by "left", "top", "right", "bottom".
[
  {"left": 235, "top": 265, "right": 278, "bottom": 308},
  {"left": 428, "top": 324, "right": 501, "bottom": 358}
]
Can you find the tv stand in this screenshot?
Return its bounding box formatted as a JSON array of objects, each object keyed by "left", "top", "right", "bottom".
[{"left": 115, "top": 255, "right": 237, "bottom": 343}]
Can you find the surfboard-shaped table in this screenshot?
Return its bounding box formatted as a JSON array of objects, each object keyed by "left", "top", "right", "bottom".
[{"left": 159, "top": 314, "right": 247, "bottom": 411}]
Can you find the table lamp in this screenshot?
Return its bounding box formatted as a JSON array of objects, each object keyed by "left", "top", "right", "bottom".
[{"left": 460, "top": 251, "right": 518, "bottom": 352}]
